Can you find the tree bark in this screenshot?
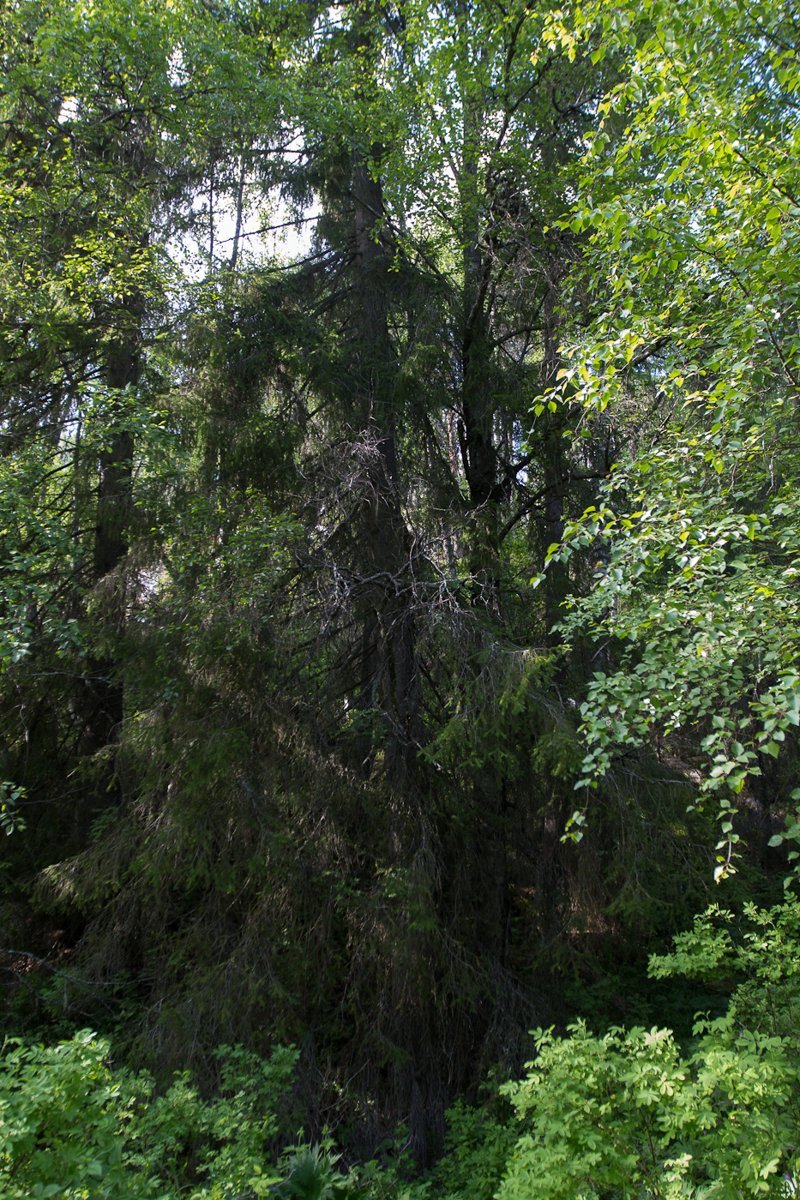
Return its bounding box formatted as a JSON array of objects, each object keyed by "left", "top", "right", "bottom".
[
  {"left": 81, "top": 292, "right": 142, "bottom": 776},
  {"left": 349, "top": 154, "right": 423, "bottom": 784}
]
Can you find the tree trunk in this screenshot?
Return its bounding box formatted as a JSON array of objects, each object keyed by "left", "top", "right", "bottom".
[
  {"left": 349, "top": 155, "right": 423, "bottom": 784},
  {"left": 81, "top": 292, "right": 142, "bottom": 780},
  {"left": 541, "top": 261, "right": 570, "bottom": 645}
]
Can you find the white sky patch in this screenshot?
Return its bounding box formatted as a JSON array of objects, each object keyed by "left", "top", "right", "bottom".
[
  {"left": 164, "top": 181, "right": 318, "bottom": 284},
  {"left": 57, "top": 97, "right": 80, "bottom": 123}
]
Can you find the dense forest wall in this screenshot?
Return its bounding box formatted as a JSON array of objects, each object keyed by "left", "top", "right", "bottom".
[{"left": 1, "top": 0, "right": 798, "bottom": 1169}]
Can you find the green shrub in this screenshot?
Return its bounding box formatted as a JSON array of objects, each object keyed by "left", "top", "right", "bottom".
[
  {"left": 497, "top": 900, "right": 800, "bottom": 1200},
  {"left": 499, "top": 1018, "right": 797, "bottom": 1200},
  {"left": 0, "top": 1031, "right": 156, "bottom": 1199},
  {"left": 4, "top": 902, "right": 800, "bottom": 1200},
  {"left": 430, "top": 1098, "right": 518, "bottom": 1200},
  {"left": 0, "top": 1032, "right": 298, "bottom": 1199}
]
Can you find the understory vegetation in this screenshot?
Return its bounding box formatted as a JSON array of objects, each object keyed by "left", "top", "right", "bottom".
[
  {"left": 4, "top": 901, "right": 800, "bottom": 1197},
  {"left": 1, "top": 0, "right": 798, "bottom": 1193}
]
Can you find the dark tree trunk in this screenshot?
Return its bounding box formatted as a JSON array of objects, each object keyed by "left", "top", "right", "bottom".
[
  {"left": 541, "top": 263, "right": 570, "bottom": 645},
  {"left": 461, "top": 243, "right": 502, "bottom": 600},
  {"left": 349, "top": 154, "right": 423, "bottom": 785},
  {"left": 81, "top": 292, "right": 142, "bottom": 779}
]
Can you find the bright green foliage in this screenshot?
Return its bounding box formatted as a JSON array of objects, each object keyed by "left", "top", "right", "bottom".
[
  {"left": 4, "top": 900, "right": 800, "bottom": 1200},
  {"left": 0, "top": 1031, "right": 381, "bottom": 1200},
  {"left": 0, "top": 1032, "right": 299, "bottom": 1199},
  {"left": 532, "top": 0, "right": 800, "bottom": 867},
  {"left": 428, "top": 1098, "right": 518, "bottom": 1200},
  {"left": 497, "top": 898, "right": 800, "bottom": 1200},
  {"left": 135, "top": 1044, "right": 300, "bottom": 1199},
  {"left": 0, "top": 781, "right": 26, "bottom": 835},
  {"left": 0, "top": 1031, "right": 157, "bottom": 1199},
  {"left": 648, "top": 899, "right": 800, "bottom": 1037},
  {"left": 501, "top": 1018, "right": 795, "bottom": 1200},
  {"left": 271, "top": 1143, "right": 357, "bottom": 1200}
]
